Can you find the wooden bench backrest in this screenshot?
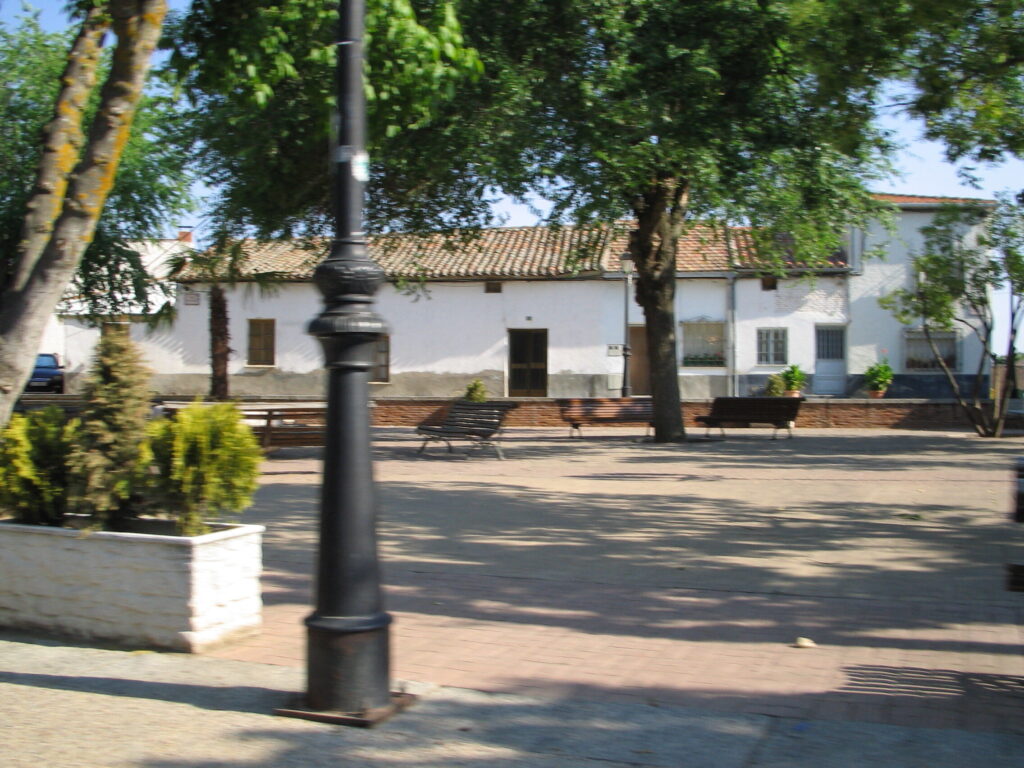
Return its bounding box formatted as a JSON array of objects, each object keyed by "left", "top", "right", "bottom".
[
  {"left": 560, "top": 399, "right": 654, "bottom": 418},
  {"left": 708, "top": 397, "right": 801, "bottom": 422},
  {"left": 439, "top": 401, "right": 517, "bottom": 436}
]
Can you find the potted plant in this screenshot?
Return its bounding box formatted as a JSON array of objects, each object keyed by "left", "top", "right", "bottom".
[
  {"left": 0, "top": 335, "right": 265, "bottom": 652},
  {"left": 464, "top": 378, "right": 488, "bottom": 402},
  {"left": 779, "top": 364, "right": 808, "bottom": 397},
  {"left": 864, "top": 359, "right": 894, "bottom": 399}
]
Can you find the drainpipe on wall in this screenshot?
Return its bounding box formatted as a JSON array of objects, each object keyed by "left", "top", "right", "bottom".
[{"left": 728, "top": 275, "right": 738, "bottom": 396}]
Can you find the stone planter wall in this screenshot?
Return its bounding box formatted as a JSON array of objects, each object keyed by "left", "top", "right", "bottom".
[{"left": 0, "top": 520, "right": 264, "bottom": 652}]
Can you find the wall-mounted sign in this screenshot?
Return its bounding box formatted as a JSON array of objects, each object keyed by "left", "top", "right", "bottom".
[
  {"left": 184, "top": 292, "right": 200, "bottom": 305},
  {"left": 607, "top": 344, "right": 623, "bottom": 356}
]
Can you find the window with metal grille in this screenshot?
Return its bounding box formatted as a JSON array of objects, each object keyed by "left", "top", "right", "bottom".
[
  {"left": 757, "top": 328, "right": 787, "bottom": 365},
  {"left": 371, "top": 335, "right": 390, "bottom": 382},
  {"left": 816, "top": 327, "right": 845, "bottom": 360},
  {"left": 247, "top": 319, "right": 275, "bottom": 366},
  {"left": 905, "top": 330, "right": 957, "bottom": 370},
  {"left": 681, "top": 321, "right": 726, "bottom": 366}
]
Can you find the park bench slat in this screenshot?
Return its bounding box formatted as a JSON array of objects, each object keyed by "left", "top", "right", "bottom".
[
  {"left": 415, "top": 400, "right": 518, "bottom": 459},
  {"left": 694, "top": 396, "right": 801, "bottom": 439},
  {"left": 559, "top": 398, "right": 654, "bottom": 438}
]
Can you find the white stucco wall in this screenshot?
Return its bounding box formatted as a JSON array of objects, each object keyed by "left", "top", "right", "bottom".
[
  {"left": 734, "top": 275, "right": 848, "bottom": 374},
  {"left": 160, "top": 279, "right": 632, "bottom": 392},
  {"left": 155, "top": 277, "right": 735, "bottom": 393},
  {"left": 36, "top": 207, "right": 989, "bottom": 397},
  {"left": 848, "top": 210, "right": 984, "bottom": 376}
]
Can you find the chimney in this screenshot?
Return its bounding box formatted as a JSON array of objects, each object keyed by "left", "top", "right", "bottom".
[{"left": 177, "top": 230, "right": 193, "bottom": 244}]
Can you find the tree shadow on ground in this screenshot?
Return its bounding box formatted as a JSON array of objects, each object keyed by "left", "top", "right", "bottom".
[{"left": 245, "top": 468, "right": 1023, "bottom": 656}]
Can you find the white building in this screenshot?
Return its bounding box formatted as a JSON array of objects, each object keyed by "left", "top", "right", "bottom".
[
  {"left": 35, "top": 234, "right": 194, "bottom": 387},
  {"left": 49, "top": 195, "right": 991, "bottom": 399}
]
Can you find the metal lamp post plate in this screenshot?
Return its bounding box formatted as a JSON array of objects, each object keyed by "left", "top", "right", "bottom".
[{"left": 274, "top": 692, "right": 417, "bottom": 728}]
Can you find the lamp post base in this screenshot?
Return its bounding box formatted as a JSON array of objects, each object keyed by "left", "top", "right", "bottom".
[{"left": 275, "top": 692, "right": 417, "bottom": 728}]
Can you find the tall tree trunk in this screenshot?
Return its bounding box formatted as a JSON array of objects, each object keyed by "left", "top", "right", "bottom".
[
  {"left": 8, "top": 5, "right": 109, "bottom": 294},
  {"left": 208, "top": 284, "right": 230, "bottom": 401},
  {"left": 630, "top": 177, "right": 690, "bottom": 442},
  {"left": 0, "top": 0, "right": 168, "bottom": 428}
]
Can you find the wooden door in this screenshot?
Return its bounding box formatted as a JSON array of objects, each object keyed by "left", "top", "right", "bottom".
[
  {"left": 628, "top": 326, "right": 651, "bottom": 396},
  {"left": 508, "top": 329, "right": 548, "bottom": 396}
]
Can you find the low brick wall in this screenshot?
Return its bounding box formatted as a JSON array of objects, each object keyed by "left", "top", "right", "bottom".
[{"left": 370, "top": 397, "right": 975, "bottom": 430}]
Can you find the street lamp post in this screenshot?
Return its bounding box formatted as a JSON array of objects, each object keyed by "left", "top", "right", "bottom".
[
  {"left": 621, "top": 252, "right": 634, "bottom": 399},
  {"left": 274, "top": 0, "right": 412, "bottom": 727}
]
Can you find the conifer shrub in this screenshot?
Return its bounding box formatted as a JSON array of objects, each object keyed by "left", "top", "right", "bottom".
[
  {"left": 148, "top": 401, "right": 262, "bottom": 536},
  {"left": 464, "top": 378, "right": 488, "bottom": 402},
  {"left": 68, "top": 329, "right": 155, "bottom": 530},
  {"left": 765, "top": 373, "right": 786, "bottom": 397},
  {"left": 0, "top": 406, "right": 79, "bottom": 526}
]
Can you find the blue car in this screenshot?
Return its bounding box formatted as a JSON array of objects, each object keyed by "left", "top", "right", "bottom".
[{"left": 27, "top": 353, "right": 65, "bottom": 393}]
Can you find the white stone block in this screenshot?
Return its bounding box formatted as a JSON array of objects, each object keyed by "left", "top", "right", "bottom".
[{"left": 0, "top": 520, "right": 264, "bottom": 651}]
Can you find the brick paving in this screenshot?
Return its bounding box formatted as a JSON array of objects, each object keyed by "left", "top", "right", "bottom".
[{"left": 206, "top": 427, "right": 1024, "bottom": 734}]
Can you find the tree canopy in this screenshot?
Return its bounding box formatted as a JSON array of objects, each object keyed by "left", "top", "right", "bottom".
[
  {"left": 0, "top": 11, "right": 193, "bottom": 317},
  {"left": 168, "top": 0, "right": 485, "bottom": 238},
  {"left": 0, "top": 0, "right": 169, "bottom": 427}
]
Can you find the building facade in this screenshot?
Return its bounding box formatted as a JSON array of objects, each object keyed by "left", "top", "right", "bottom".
[{"left": 41, "top": 196, "right": 991, "bottom": 399}]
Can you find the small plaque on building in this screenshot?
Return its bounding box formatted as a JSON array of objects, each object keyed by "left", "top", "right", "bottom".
[
  {"left": 184, "top": 291, "right": 200, "bottom": 305},
  {"left": 607, "top": 344, "right": 623, "bottom": 356}
]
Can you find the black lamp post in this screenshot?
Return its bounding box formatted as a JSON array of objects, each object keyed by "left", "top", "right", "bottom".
[
  {"left": 621, "top": 252, "right": 634, "bottom": 398},
  {"left": 274, "top": 0, "right": 412, "bottom": 727}
]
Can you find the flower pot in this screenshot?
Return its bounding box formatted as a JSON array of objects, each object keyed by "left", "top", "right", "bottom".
[
  {"left": 868, "top": 389, "right": 887, "bottom": 399},
  {"left": 0, "top": 517, "right": 264, "bottom": 652},
  {"left": 783, "top": 390, "right": 803, "bottom": 397}
]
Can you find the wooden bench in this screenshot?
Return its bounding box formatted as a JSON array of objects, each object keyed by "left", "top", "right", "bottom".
[
  {"left": 416, "top": 400, "right": 518, "bottom": 459},
  {"left": 559, "top": 398, "right": 654, "bottom": 438},
  {"left": 695, "top": 397, "right": 802, "bottom": 439},
  {"left": 161, "top": 404, "right": 327, "bottom": 449}
]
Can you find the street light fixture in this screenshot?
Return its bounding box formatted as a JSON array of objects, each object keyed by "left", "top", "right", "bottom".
[
  {"left": 274, "top": 0, "right": 413, "bottom": 727},
  {"left": 621, "top": 252, "right": 634, "bottom": 399}
]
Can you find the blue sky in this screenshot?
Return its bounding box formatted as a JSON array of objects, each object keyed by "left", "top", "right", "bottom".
[{"left": 5, "top": 0, "right": 1021, "bottom": 214}]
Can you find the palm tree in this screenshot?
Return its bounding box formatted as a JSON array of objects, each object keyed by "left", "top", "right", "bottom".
[{"left": 167, "top": 238, "right": 284, "bottom": 400}]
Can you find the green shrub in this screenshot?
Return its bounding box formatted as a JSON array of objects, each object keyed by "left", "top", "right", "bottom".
[
  {"left": 780, "top": 364, "right": 808, "bottom": 392},
  {"left": 864, "top": 359, "right": 894, "bottom": 391},
  {"left": 464, "top": 378, "right": 488, "bottom": 402},
  {"left": 148, "top": 402, "right": 262, "bottom": 536},
  {"left": 765, "top": 373, "right": 786, "bottom": 397},
  {"left": 0, "top": 407, "right": 78, "bottom": 526},
  {"left": 68, "top": 330, "right": 154, "bottom": 530}
]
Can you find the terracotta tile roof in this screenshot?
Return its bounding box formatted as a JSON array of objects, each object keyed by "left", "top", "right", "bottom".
[
  {"left": 177, "top": 223, "right": 740, "bottom": 282},
  {"left": 181, "top": 194, "right": 991, "bottom": 283},
  {"left": 873, "top": 193, "right": 996, "bottom": 206}
]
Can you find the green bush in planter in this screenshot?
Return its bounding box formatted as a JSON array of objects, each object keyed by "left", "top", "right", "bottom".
[
  {"left": 464, "top": 378, "right": 488, "bottom": 402},
  {"left": 148, "top": 402, "right": 262, "bottom": 536},
  {"left": 0, "top": 407, "right": 79, "bottom": 526},
  {"left": 68, "top": 331, "right": 153, "bottom": 530}
]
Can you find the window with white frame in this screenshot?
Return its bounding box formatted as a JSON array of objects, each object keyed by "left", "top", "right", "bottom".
[
  {"left": 905, "top": 329, "right": 958, "bottom": 371},
  {"left": 681, "top": 321, "right": 726, "bottom": 366},
  {"left": 757, "top": 328, "right": 788, "bottom": 365},
  {"left": 371, "top": 335, "right": 390, "bottom": 382}
]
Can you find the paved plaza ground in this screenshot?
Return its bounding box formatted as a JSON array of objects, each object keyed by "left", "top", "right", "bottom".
[
  {"left": 3, "top": 426, "right": 1024, "bottom": 765},
  {"left": 215, "top": 427, "right": 1024, "bottom": 727}
]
